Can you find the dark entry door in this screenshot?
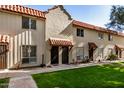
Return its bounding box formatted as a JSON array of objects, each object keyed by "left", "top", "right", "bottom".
[
  {"left": 119, "top": 50, "right": 122, "bottom": 58},
  {"left": 89, "top": 48, "right": 94, "bottom": 61},
  {"left": 51, "top": 46, "right": 59, "bottom": 64},
  {"left": 62, "top": 47, "right": 69, "bottom": 64},
  {"left": 0, "top": 44, "right": 7, "bottom": 69}
]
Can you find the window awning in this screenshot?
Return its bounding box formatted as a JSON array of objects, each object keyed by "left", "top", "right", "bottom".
[
  {"left": 115, "top": 45, "right": 124, "bottom": 50},
  {"left": 0, "top": 35, "right": 9, "bottom": 43},
  {"left": 88, "top": 42, "right": 97, "bottom": 50},
  {"left": 49, "top": 38, "right": 73, "bottom": 46}
]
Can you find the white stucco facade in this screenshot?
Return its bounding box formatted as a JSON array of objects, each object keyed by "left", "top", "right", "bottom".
[
  {"left": 45, "top": 6, "right": 124, "bottom": 65},
  {"left": 0, "top": 5, "right": 124, "bottom": 69},
  {"left": 0, "top": 10, "right": 45, "bottom": 69}
]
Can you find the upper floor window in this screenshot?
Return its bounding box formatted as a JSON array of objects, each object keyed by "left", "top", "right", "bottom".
[
  {"left": 108, "top": 34, "right": 113, "bottom": 41},
  {"left": 77, "top": 28, "right": 84, "bottom": 37},
  {"left": 98, "top": 33, "right": 104, "bottom": 40},
  {"left": 22, "top": 16, "right": 29, "bottom": 29},
  {"left": 31, "top": 19, "right": 36, "bottom": 30},
  {"left": 22, "top": 16, "right": 36, "bottom": 30}
]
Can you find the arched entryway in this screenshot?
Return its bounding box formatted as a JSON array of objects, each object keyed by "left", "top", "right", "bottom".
[{"left": 88, "top": 42, "right": 97, "bottom": 61}]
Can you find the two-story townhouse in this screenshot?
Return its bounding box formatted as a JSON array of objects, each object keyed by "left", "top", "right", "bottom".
[
  {"left": 0, "top": 5, "right": 124, "bottom": 70},
  {"left": 45, "top": 5, "right": 124, "bottom": 66},
  {"left": 0, "top": 5, "right": 46, "bottom": 69}
]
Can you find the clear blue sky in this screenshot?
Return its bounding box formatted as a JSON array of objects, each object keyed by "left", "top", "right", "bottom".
[{"left": 26, "top": 5, "right": 112, "bottom": 27}]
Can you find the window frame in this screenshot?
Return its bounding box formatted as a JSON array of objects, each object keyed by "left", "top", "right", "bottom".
[
  {"left": 98, "top": 32, "right": 104, "bottom": 40},
  {"left": 22, "top": 16, "right": 37, "bottom": 30},
  {"left": 108, "top": 34, "right": 113, "bottom": 41},
  {"left": 21, "top": 45, "right": 37, "bottom": 64},
  {"left": 98, "top": 48, "right": 104, "bottom": 58},
  {"left": 76, "top": 47, "right": 84, "bottom": 61},
  {"left": 22, "top": 16, "right": 29, "bottom": 29},
  {"left": 76, "top": 28, "right": 84, "bottom": 37},
  {"left": 31, "top": 19, "right": 37, "bottom": 30},
  {"left": 108, "top": 48, "right": 114, "bottom": 55}
]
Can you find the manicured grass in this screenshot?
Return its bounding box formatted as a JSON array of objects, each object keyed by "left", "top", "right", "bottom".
[
  {"left": 32, "top": 62, "right": 124, "bottom": 88},
  {"left": 0, "top": 78, "right": 9, "bottom": 88}
]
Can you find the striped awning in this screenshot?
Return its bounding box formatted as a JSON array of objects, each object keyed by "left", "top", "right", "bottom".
[
  {"left": 0, "top": 35, "right": 9, "bottom": 43},
  {"left": 49, "top": 38, "right": 73, "bottom": 46}
]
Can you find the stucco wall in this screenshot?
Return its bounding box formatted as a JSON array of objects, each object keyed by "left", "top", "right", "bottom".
[
  {"left": 0, "top": 11, "right": 45, "bottom": 68},
  {"left": 45, "top": 6, "right": 124, "bottom": 65},
  {"left": 71, "top": 26, "right": 124, "bottom": 62},
  {"left": 45, "top": 7, "right": 73, "bottom": 40},
  {"left": 45, "top": 7, "right": 73, "bottom": 65}
]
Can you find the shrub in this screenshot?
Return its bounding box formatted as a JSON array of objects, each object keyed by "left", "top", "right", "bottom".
[{"left": 107, "top": 54, "right": 118, "bottom": 60}]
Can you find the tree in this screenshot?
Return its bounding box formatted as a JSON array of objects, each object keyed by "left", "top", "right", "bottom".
[{"left": 106, "top": 5, "right": 124, "bottom": 32}]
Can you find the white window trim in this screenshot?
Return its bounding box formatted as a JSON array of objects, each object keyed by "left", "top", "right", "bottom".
[
  {"left": 77, "top": 28, "right": 84, "bottom": 37},
  {"left": 76, "top": 47, "right": 84, "bottom": 61},
  {"left": 98, "top": 33, "right": 104, "bottom": 40},
  {"left": 21, "top": 45, "right": 37, "bottom": 64}
]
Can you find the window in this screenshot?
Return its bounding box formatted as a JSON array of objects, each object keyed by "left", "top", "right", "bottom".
[
  {"left": 22, "top": 45, "right": 37, "bottom": 64},
  {"left": 98, "top": 48, "right": 104, "bottom": 58},
  {"left": 76, "top": 47, "right": 84, "bottom": 61},
  {"left": 108, "top": 48, "right": 113, "bottom": 55},
  {"left": 22, "top": 16, "right": 36, "bottom": 30},
  {"left": 108, "top": 34, "right": 113, "bottom": 41},
  {"left": 98, "top": 33, "right": 104, "bottom": 40},
  {"left": 22, "top": 16, "right": 29, "bottom": 29},
  {"left": 77, "top": 28, "right": 84, "bottom": 37},
  {"left": 31, "top": 19, "right": 36, "bottom": 30}
]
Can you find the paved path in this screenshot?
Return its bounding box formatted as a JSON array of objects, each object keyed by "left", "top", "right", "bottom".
[
  {"left": 0, "top": 60, "right": 123, "bottom": 88},
  {"left": 0, "top": 60, "right": 122, "bottom": 79},
  {"left": 8, "top": 75, "right": 37, "bottom": 88}
]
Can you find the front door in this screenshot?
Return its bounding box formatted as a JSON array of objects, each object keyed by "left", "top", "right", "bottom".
[
  {"left": 89, "top": 48, "right": 94, "bottom": 61},
  {"left": 51, "top": 46, "right": 59, "bottom": 64},
  {"left": 0, "top": 44, "right": 8, "bottom": 69},
  {"left": 119, "top": 50, "right": 122, "bottom": 58},
  {"left": 62, "top": 46, "right": 69, "bottom": 64}
]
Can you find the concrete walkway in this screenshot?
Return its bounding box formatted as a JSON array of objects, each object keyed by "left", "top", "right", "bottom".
[
  {"left": 0, "top": 60, "right": 122, "bottom": 79},
  {"left": 0, "top": 60, "right": 123, "bottom": 88},
  {"left": 8, "top": 75, "right": 37, "bottom": 88}
]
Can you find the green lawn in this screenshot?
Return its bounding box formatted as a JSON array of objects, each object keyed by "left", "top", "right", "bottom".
[
  {"left": 0, "top": 78, "right": 9, "bottom": 88},
  {"left": 32, "top": 62, "right": 124, "bottom": 88}
]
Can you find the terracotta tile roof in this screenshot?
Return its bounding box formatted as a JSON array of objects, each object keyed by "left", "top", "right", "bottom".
[
  {"left": 49, "top": 38, "right": 73, "bottom": 46},
  {"left": 73, "top": 20, "right": 124, "bottom": 37},
  {"left": 0, "top": 35, "right": 9, "bottom": 43},
  {"left": 0, "top": 5, "right": 45, "bottom": 19},
  {"left": 115, "top": 45, "right": 124, "bottom": 50}
]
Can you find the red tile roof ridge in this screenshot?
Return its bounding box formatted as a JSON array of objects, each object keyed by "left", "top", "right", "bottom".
[
  {"left": 73, "top": 20, "right": 124, "bottom": 37},
  {"left": 49, "top": 37, "right": 71, "bottom": 41},
  {"left": 0, "top": 5, "right": 45, "bottom": 19}
]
